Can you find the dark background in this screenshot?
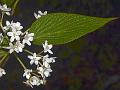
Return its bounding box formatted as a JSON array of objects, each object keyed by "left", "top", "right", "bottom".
[{"left": 0, "top": 0, "right": 120, "bottom": 90}]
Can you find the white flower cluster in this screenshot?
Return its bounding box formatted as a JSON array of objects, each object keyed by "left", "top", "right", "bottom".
[
  {"left": 0, "top": 4, "right": 10, "bottom": 79},
  {"left": 0, "top": 4, "right": 11, "bottom": 15},
  {"left": 0, "top": 4, "right": 55, "bottom": 88},
  {"left": 4, "top": 21, "right": 34, "bottom": 53},
  {"left": 34, "top": 11, "right": 47, "bottom": 19},
  {"left": 23, "top": 41, "right": 56, "bottom": 88}
]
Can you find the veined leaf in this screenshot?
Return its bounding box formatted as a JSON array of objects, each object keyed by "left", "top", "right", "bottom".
[{"left": 29, "top": 13, "right": 115, "bottom": 45}]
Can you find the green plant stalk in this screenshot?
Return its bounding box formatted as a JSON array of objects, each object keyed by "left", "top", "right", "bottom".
[
  {"left": 38, "top": 51, "right": 44, "bottom": 55},
  {"left": 11, "top": 0, "right": 20, "bottom": 15},
  {"left": 0, "top": 12, "right": 4, "bottom": 30},
  {"left": 24, "top": 49, "right": 33, "bottom": 55},
  {"left": 0, "top": 54, "right": 8, "bottom": 65},
  {"left": 0, "top": 12, "right": 9, "bottom": 42},
  {"left": 14, "top": 52, "right": 26, "bottom": 69}
]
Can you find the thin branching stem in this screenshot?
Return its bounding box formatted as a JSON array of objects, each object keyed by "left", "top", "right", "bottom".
[
  {"left": 0, "top": 12, "right": 4, "bottom": 30},
  {"left": 14, "top": 52, "right": 26, "bottom": 69},
  {"left": 24, "top": 49, "right": 33, "bottom": 55},
  {"left": 12, "top": 0, "right": 20, "bottom": 15},
  {"left": 38, "top": 51, "right": 44, "bottom": 55},
  {"left": 0, "top": 12, "right": 9, "bottom": 42},
  {"left": 0, "top": 54, "right": 8, "bottom": 64}
]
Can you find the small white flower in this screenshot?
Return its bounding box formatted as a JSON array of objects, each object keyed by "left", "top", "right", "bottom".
[
  {"left": 6, "top": 21, "right": 23, "bottom": 42},
  {"left": 43, "top": 40, "right": 53, "bottom": 54},
  {"left": 23, "top": 69, "right": 32, "bottom": 79},
  {"left": 23, "top": 76, "right": 44, "bottom": 88},
  {"left": 0, "top": 68, "right": 6, "bottom": 77},
  {"left": 28, "top": 53, "right": 41, "bottom": 65},
  {"left": 23, "top": 32, "right": 34, "bottom": 46},
  {"left": 11, "top": 22, "right": 23, "bottom": 31},
  {"left": 43, "top": 68, "right": 52, "bottom": 77},
  {"left": 29, "top": 76, "right": 41, "bottom": 86},
  {"left": 7, "top": 30, "right": 22, "bottom": 42},
  {"left": 14, "top": 41, "right": 24, "bottom": 53},
  {"left": 34, "top": 11, "right": 47, "bottom": 19},
  {"left": 37, "top": 67, "right": 52, "bottom": 78},
  {"left": 6, "top": 43, "right": 15, "bottom": 53},
  {"left": 0, "top": 33, "right": 3, "bottom": 44},
  {"left": 4, "top": 21, "right": 23, "bottom": 31},
  {"left": 43, "top": 60, "right": 50, "bottom": 68},
  {"left": 42, "top": 55, "right": 56, "bottom": 68},
  {"left": 6, "top": 41, "right": 24, "bottom": 53},
  {"left": 0, "top": 4, "right": 11, "bottom": 15},
  {"left": 3, "top": 21, "right": 13, "bottom": 31},
  {"left": 43, "top": 55, "right": 56, "bottom": 63}
]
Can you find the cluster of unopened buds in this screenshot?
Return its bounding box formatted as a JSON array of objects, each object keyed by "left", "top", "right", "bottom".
[{"left": 0, "top": 4, "right": 56, "bottom": 88}]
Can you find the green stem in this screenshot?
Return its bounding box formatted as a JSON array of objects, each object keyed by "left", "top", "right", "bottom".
[
  {"left": 14, "top": 53, "right": 26, "bottom": 69},
  {"left": 24, "top": 49, "right": 33, "bottom": 55},
  {"left": 12, "top": 0, "right": 20, "bottom": 15},
  {"left": 0, "top": 12, "right": 4, "bottom": 30},
  {"left": 32, "top": 73, "right": 40, "bottom": 78},
  {"left": 0, "top": 54, "right": 8, "bottom": 64},
  {"left": 22, "top": 29, "right": 30, "bottom": 36},
  {"left": 24, "top": 49, "right": 43, "bottom": 57},
  {"left": 38, "top": 51, "right": 44, "bottom": 55},
  {"left": 1, "top": 55, "right": 9, "bottom": 67},
  {"left": 0, "top": 12, "right": 9, "bottom": 42}
]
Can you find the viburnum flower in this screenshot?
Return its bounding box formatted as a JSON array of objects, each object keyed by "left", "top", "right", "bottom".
[
  {"left": 42, "top": 55, "right": 56, "bottom": 68},
  {"left": 5, "top": 21, "right": 23, "bottom": 42},
  {"left": 6, "top": 41, "right": 24, "bottom": 53},
  {"left": 4, "top": 21, "right": 23, "bottom": 31},
  {"left": 23, "top": 32, "right": 34, "bottom": 46},
  {"left": 0, "top": 4, "right": 56, "bottom": 88},
  {"left": 0, "top": 68, "right": 6, "bottom": 77},
  {"left": 0, "top": 4, "right": 11, "bottom": 15},
  {"left": 23, "top": 69, "right": 32, "bottom": 79},
  {"left": 6, "top": 43, "right": 15, "bottom": 53},
  {"left": 24, "top": 76, "right": 44, "bottom": 88},
  {"left": 11, "top": 22, "right": 23, "bottom": 31},
  {"left": 7, "top": 29, "right": 22, "bottom": 42},
  {"left": 29, "top": 76, "right": 41, "bottom": 86},
  {"left": 43, "top": 55, "right": 56, "bottom": 63},
  {"left": 14, "top": 41, "right": 24, "bottom": 53},
  {"left": 28, "top": 53, "right": 41, "bottom": 65},
  {"left": 34, "top": 11, "right": 47, "bottom": 19},
  {"left": 0, "top": 33, "right": 3, "bottom": 44},
  {"left": 43, "top": 40, "right": 53, "bottom": 54},
  {"left": 3, "top": 21, "right": 13, "bottom": 31},
  {"left": 37, "top": 66, "right": 52, "bottom": 78}
]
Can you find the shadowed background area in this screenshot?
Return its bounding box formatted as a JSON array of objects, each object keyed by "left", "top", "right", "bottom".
[{"left": 0, "top": 0, "right": 120, "bottom": 90}]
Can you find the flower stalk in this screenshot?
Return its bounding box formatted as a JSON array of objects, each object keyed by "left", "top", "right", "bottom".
[
  {"left": 0, "top": 54, "right": 8, "bottom": 64},
  {"left": 13, "top": 52, "right": 26, "bottom": 69}
]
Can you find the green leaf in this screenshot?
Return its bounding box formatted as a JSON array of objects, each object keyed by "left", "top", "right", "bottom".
[{"left": 29, "top": 13, "right": 115, "bottom": 45}]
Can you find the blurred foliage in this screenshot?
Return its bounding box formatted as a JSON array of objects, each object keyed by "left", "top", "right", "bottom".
[
  {"left": 69, "top": 78, "right": 82, "bottom": 90},
  {"left": 98, "top": 47, "right": 118, "bottom": 70}
]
